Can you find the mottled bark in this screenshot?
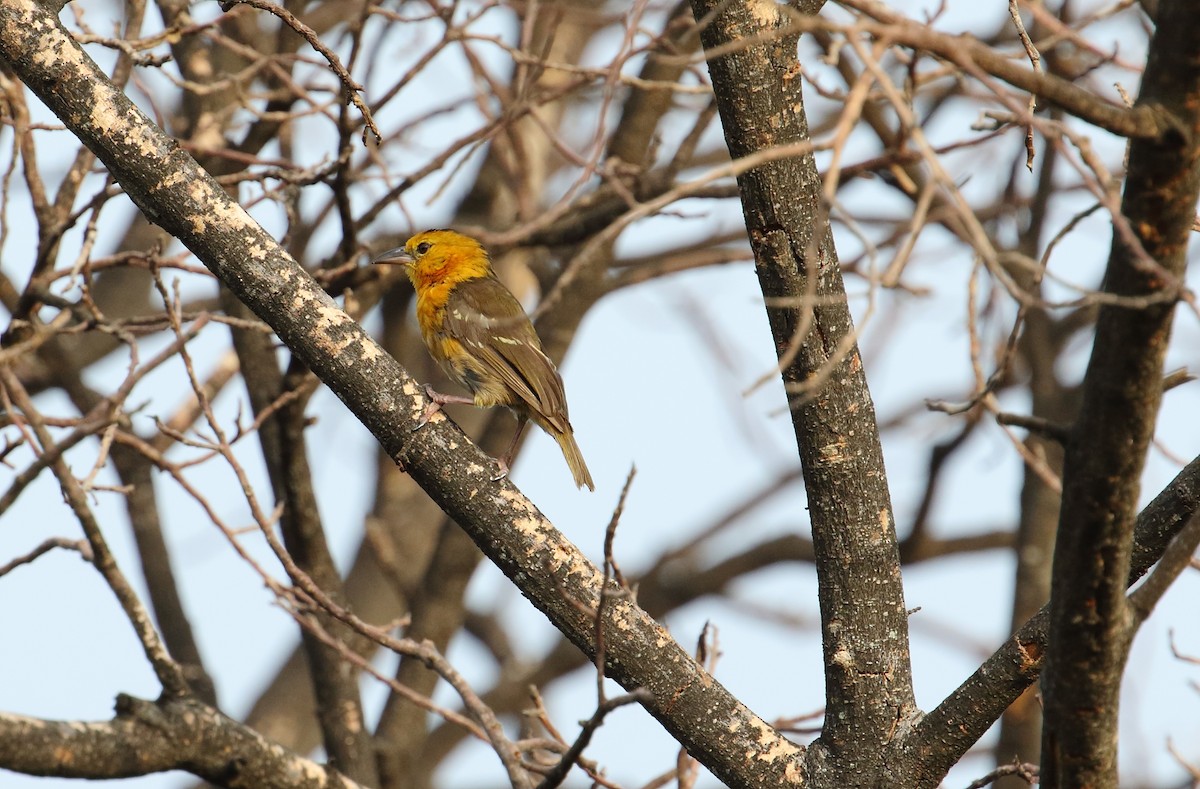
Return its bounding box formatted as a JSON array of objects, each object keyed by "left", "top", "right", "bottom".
[
  {"left": 689, "top": 1, "right": 915, "bottom": 784},
  {"left": 1040, "top": 1, "right": 1200, "bottom": 785}
]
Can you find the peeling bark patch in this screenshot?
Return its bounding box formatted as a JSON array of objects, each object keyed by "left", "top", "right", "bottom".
[
  {"left": 497, "top": 491, "right": 554, "bottom": 545},
  {"left": 291, "top": 288, "right": 315, "bottom": 312},
  {"left": 609, "top": 603, "right": 635, "bottom": 632},
  {"left": 817, "top": 439, "right": 849, "bottom": 465},
  {"left": 498, "top": 488, "right": 539, "bottom": 515},
  {"left": 489, "top": 496, "right": 599, "bottom": 591},
  {"left": 313, "top": 306, "right": 356, "bottom": 355},
  {"left": 359, "top": 342, "right": 384, "bottom": 363},
  {"left": 314, "top": 305, "right": 353, "bottom": 331},
  {"left": 158, "top": 171, "right": 186, "bottom": 190},
  {"left": 31, "top": 28, "right": 68, "bottom": 69},
  {"left": 746, "top": 0, "right": 780, "bottom": 29},
  {"left": 1015, "top": 637, "right": 1044, "bottom": 672},
  {"left": 196, "top": 185, "right": 254, "bottom": 231},
  {"left": 748, "top": 716, "right": 802, "bottom": 762},
  {"left": 89, "top": 92, "right": 159, "bottom": 159}
]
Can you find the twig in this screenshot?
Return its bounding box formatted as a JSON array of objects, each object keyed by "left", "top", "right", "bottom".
[
  {"left": 217, "top": 0, "right": 380, "bottom": 144},
  {"left": 773, "top": 707, "right": 825, "bottom": 735},
  {"left": 0, "top": 368, "right": 190, "bottom": 697},
  {"left": 964, "top": 758, "right": 1039, "bottom": 788},
  {"left": 995, "top": 411, "right": 1071, "bottom": 444},
  {"left": 0, "top": 537, "right": 92, "bottom": 577},
  {"left": 1167, "top": 630, "right": 1200, "bottom": 666},
  {"left": 1167, "top": 738, "right": 1200, "bottom": 781},
  {"left": 595, "top": 464, "right": 637, "bottom": 701},
  {"left": 1128, "top": 510, "right": 1200, "bottom": 622},
  {"left": 603, "top": 464, "right": 636, "bottom": 591},
  {"left": 533, "top": 690, "right": 652, "bottom": 789},
  {"left": 1007, "top": 0, "right": 1041, "bottom": 170},
  {"left": 1163, "top": 368, "right": 1195, "bottom": 392}
]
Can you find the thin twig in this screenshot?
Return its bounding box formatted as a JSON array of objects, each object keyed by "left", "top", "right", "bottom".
[
  {"left": 0, "top": 536, "right": 92, "bottom": 577},
  {"left": 1007, "top": 0, "right": 1041, "bottom": 170},
  {"left": 218, "top": 0, "right": 380, "bottom": 143},
  {"left": 964, "top": 758, "right": 1039, "bottom": 788},
  {"left": 0, "top": 368, "right": 190, "bottom": 697},
  {"left": 595, "top": 464, "right": 638, "bottom": 701},
  {"left": 996, "top": 411, "right": 1071, "bottom": 444},
  {"left": 533, "top": 690, "right": 652, "bottom": 789}
]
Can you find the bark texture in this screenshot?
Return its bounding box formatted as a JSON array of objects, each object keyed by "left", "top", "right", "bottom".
[
  {"left": 0, "top": 2, "right": 804, "bottom": 785},
  {"left": 689, "top": 1, "right": 916, "bottom": 784},
  {"left": 1040, "top": 1, "right": 1200, "bottom": 785}
]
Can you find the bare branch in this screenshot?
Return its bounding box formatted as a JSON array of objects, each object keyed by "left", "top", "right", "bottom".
[{"left": 0, "top": 696, "right": 361, "bottom": 788}]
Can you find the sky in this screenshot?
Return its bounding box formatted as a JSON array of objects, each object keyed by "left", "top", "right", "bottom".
[{"left": 1, "top": 0, "right": 1199, "bottom": 788}]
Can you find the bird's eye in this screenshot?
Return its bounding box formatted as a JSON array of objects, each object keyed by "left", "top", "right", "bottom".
[{"left": 415, "top": 241, "right": 432, "bottom": 255}]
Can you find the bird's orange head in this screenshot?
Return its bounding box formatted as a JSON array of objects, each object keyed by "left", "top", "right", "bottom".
[{"left": 374, "top": 229, "right": 493, "bottom": 293}]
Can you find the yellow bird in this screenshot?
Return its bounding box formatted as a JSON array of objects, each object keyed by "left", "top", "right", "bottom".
[{"left": 375, "top": 230, "right": 594, "bottom": 491}]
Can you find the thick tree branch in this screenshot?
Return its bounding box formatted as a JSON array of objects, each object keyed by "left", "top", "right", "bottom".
[
  {"left": 0, "top": 695, "right": 360, "bottom": 788},
  {"left": 0, "top": 2, "right": 803, "bottom": 785},
  {"left": 1040, "top": 0, "right": 1200, "bottom": 784},
  {"left": 892, "top": 452, "right": 1200, "bottom": 784},
  {"left": 689, "top": 1, "right": 915, "bottom": 784}
]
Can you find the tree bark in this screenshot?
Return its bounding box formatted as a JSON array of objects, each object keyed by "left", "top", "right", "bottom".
[
  {"left": 0, "top": 2, "right": 804, "bottom": 785},
  {"left": 689, "top": 1, "right": 916, "bottom": 784},
  {"left": 1040, "top": 1, "right": 1200, "bottom": 785}
]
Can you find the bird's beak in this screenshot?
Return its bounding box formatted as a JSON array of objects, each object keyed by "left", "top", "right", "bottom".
[{"left": 372, "top": 246, "right": 414, "bottom": 267}]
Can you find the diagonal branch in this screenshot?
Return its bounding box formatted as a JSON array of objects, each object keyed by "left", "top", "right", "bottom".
[
  {"left": 0, "top": 2, "right": 804, "bottom": 785},
  {"left": 811, "top": 0, "right": 1178, "bottom": 141},
  {"left": 892, "top": 452, "right": 1200, "bottom": 784},
  {"left": 0, "top": 367, "right": 190, "bottom": 698}
]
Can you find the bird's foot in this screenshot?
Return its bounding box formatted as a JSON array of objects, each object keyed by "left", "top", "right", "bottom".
[{"left": 413, "top": 385, "right": 473, "bottom": 431}]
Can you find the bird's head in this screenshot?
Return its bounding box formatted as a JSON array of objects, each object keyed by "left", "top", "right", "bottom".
[{"left": 373, "top": 229, "right": 492, "bottom": 289}]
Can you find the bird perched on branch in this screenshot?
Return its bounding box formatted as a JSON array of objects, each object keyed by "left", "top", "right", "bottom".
[{"left": 374, "top": 229, "right": 594, "bottom": 491}]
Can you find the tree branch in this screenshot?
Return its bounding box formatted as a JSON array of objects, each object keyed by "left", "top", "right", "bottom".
[
  {"left": 0, "top": 695, "right": 360, "bottom": 788},
  {"left": 818, "top": 0, "right": 1179, "bottom": 141},
  {"left": 0, "top": 2, "right": 803, "bottom": 785},
  {"left": 1040, "top": 0, "right": 1200, "bottom": 783},
  {"left": 689, "top": 1, "right": 915, "bottom": 781},
  {"left": 892, "top": 452, "right": 1200, "bottom": 784},
  {"left": 0, "top": 368, "right": 190, "bottom": 698}
]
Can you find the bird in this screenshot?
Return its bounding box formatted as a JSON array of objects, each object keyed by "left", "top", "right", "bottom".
[{"left": 374, "top": 229, "right": 594, "bottom": 491}]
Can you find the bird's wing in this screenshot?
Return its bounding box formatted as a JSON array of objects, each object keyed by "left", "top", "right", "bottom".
[{"left": 444, "top": 277, "right": 570, "bottom": 428}]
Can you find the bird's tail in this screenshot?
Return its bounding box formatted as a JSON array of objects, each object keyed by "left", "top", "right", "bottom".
[{"left": 554, "top": 429, "right": 594, "bottom": 491}]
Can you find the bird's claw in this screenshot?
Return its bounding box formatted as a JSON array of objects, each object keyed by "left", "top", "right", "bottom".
[
  {"left": 412, "top": 384, "right": 445, "bottom": 431},
  {"left": 490, "top": 458, "right": 510, "bottom": 482}
]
